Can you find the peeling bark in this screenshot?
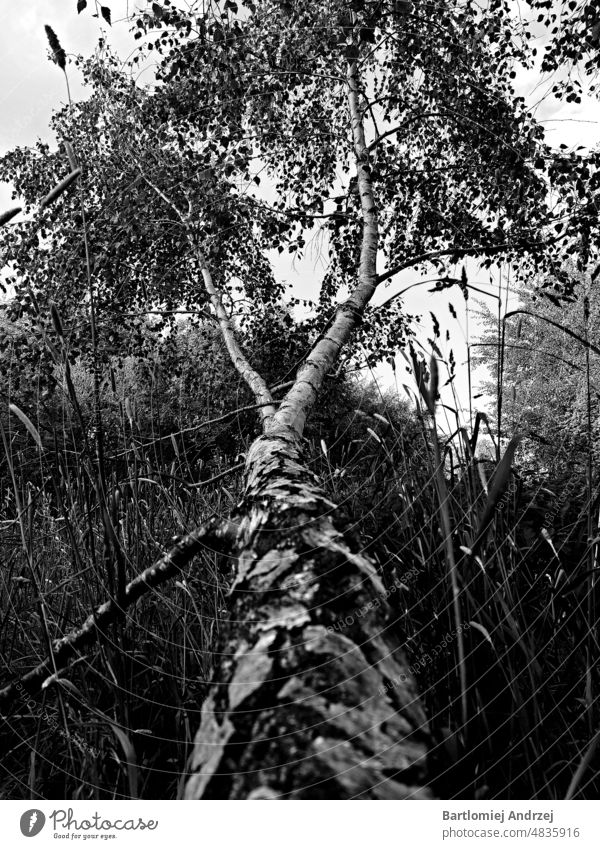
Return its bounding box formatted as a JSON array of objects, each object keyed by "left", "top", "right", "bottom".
[
  {"left": 182, "top": 41, "right": 433, "bottom": 800},
  {"left": 183, "top": 431, "right": 432, "bottom": 799},
  {"left": 275, "top": 56, "right": 378, "bottom": 437}
]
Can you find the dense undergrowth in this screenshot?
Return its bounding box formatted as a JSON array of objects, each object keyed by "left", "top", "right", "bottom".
[
  {"left": 0, "top": 312, "right": 598, "bottom": 800},
  {"left": 0, "top": 0, "right": 598, "bottom": 806}
]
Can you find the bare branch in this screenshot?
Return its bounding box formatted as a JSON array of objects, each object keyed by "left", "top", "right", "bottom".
[
  {"left": 187, "top": 462, "right": 245, "bottom": 489},
  {"left": 0, "top": 518, "right": 235, "bottom": 711},
  {"left": 366, "top": 112, "right": 444, "bottom": 151},
  {"left": 197, "top": 259, "right": 276, "bottom": 422},
  {"left": 375, "top": 276, "right": 501, "bottom": 308},
  {"left": 503, "top": 309, "right": 600, "bottom": 357},
  {"left": 376, "top": 241, "right": 544, "bottom": 286},
  {"left": 110, "top": 382, "right": 294, "bottom": 460}
]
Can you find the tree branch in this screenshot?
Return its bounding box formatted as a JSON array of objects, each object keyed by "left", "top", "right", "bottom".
[
  {"left": 375, "top": 276, "right": 501, "bottom": 309},
  {"left": 376, "top": 240, "right": 546, "bottom": 286},
  {"left": 503, "top": 309, "right": 600, "bottom": 358},
  {"left": 196, "top": 258, "right": 276, "bottom": 422},
  {"left": 110, "top": 382, "right": 295, "bottom": 460},
  {"left": 272, "top": 41, "right": 379, "bottom": 436},
  {"left": 0, "top": 518, "right": 236, "bottom": 711},
  {"left": 139, "top": 170, "right": 276, "bottom": 424},
  {"left": 366, "top": 111, "right": 445, "bottom": 151}
]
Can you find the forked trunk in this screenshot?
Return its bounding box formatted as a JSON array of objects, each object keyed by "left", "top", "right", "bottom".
[
  {"left": 181, "top": 27, "right": 432, "bottom": 799},
  {"left": 183, "top": 428, "right": 432, "bottom": 799}
]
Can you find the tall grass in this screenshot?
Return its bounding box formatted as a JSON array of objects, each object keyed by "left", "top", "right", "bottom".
[
  {"left": 0, "top": 346, "right": 235, "bottom": 798},
  {"left": 325, "top": 345, "right": 600, "bottom": 800},
  {"left": 307, "top": 324, "right": 599, "bottom": 799},
  {"left": 0, "top": 305, "right": 598, "bottom": 799}
]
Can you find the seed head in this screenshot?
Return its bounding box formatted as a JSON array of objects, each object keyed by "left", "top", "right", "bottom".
[{"left": 45, "top": 25, "right": 66, "bottom": 71}]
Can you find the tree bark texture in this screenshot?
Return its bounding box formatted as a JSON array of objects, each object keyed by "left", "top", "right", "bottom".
[
  {"left": 182, "top": 38, "right": 433, "bottom": 801},
  {"left": 183, "top": 429, "right": 432, "bottom": 799}
]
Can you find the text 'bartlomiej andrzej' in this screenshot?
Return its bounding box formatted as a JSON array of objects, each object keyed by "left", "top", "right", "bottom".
[{"left": 443, "top": 810, "right": 554, "bottom": 824}]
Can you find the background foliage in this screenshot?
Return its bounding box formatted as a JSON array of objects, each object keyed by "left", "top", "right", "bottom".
[{"left": 0, "top": 0, "right": 599, "bottom": 801}]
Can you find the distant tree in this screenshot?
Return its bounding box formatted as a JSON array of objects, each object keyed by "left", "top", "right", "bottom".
[{"left": 474, "top": 267, "right": 600, "bottom": 479}]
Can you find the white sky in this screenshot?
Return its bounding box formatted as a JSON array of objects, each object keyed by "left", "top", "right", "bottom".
[{"left": 0, "top": 2, "right": 598, "bottom": 427}]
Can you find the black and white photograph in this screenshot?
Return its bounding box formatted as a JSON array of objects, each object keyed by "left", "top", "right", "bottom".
[{"left": 0, "top": 0, "right": 598, "bottom": 840}]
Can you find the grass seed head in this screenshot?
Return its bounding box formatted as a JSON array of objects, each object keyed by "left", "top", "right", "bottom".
[{"left": 45, "top": 25, "right": 66, "bottom": 71}]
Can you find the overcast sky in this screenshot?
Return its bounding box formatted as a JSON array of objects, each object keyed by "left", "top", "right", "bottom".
[
  {"left": 0, "top": 2, "right": 136, "bottom": 208},
  {"left": 1, "top": 3, "right": 599, "bottom": 423}
]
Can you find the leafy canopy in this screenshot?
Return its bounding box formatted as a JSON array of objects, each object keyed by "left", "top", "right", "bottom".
[{"left": 2, "top": 0, "right": 597, "bottom": 376}]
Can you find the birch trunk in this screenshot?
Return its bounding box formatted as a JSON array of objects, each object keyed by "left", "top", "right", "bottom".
[
  {"left": 182, "top": 45, "right": 432, "bottom": 799},
  {"left": 183, "top": 428, "right": 432, "bottom": 799}
]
